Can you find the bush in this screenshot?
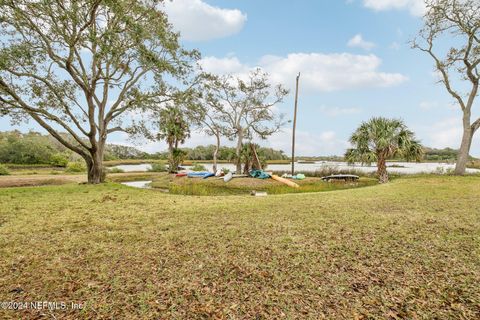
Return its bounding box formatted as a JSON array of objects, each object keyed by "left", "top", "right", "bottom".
[
  {"left": 191, "top": 164, "right": 207, "bottom": 172},
  {"left": 65, "top": 161, "right": 86, "bottom": 173},
  {"left": 148, "top": 163, "right": 167, "bottom": 172},
  {"left": 0, "top": 164, "right": 10, "bottom": 175},
  {"left": 49, "top": 153, "right": 69, "bottom": 167},
  {"left": 221, "top": 167, "right": 230, "bottom": 174},
  {"left": 108, "top": 167, "right": 125, "bottom": 174}
]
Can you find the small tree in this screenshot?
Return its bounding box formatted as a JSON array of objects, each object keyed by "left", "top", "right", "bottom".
[
  {"left": 241, "top": 142, "right": 266, "bottom": 174},
  {"left": 156, "top": 105, "right": 190, "bottom": 173},
  {"left": 0, "top": 0, "right": 197, "bottom": 183},
  {"left": 345, "top": 117, "right": 423, "bottom": 183},
  {"left": 188, "top": 78, "right": 229, "bottom": 173},
  {"left": 412, "top": 0, "right": 480, "bottom": 175},
  {"left": 201, "top": 69, "right": 289, "bottom": 174}
]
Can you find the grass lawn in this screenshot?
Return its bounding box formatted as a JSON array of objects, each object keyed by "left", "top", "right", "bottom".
[{"left": 0, "top": 176, "right": 479, "bottom": 319}]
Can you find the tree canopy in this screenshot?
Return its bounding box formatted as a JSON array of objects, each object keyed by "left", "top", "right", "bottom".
[
  {"left": 200, "top": 69, "right": 289, "bottom": 173},
  {"left": 0, "top": 0, "right": 198, "bottom": 182}
]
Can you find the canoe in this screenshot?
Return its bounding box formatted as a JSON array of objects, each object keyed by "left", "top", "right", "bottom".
[
  {"left": 271, "top": 174, "right": 300, "bottom": 188},
  {"left": 223, "top": 172, "right": 233, "bottom": 182},
  {"left": 321, "top": 174, "right": 359, "bottom": 182},
  {"left": 187, "top": 172, "right": 210, "bottom": 178}
]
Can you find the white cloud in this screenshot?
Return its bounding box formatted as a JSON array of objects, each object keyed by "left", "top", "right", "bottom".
[
  {"left": 347, "top": 34, "right": 376, "bottom": 51},
  {"left": 262, "top": 53, "right": 408, "bottom": 91},
  {"left": 416, "top": 117, "right": 463, "bottom": 149},
  {"left": 200, "top": 53, "right": 407, "bottom": 92},
  {"left": 199, "top": 56, "right": 249, "bottom": 74},
  {"left": 319, "top": 106, "right": 362, "bottom": 117},
  {"left": 267, "top": 129, "right": 349, "bottom": 156},
  {"left": 363, "top": 0, "right": 426, "bottom": 16},
  {"left": 163, "top": 0, "right": 247, "bottom": 41}
]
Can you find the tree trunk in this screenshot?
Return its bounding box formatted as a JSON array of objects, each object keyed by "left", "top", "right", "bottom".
[
  {"left": 454, "top": 126, "right": 473, "bottom": 175},
  {"left": 213, "top": 133, "right": 220, "bottom": 174},
  {"left": 235, "top": 128, "right": 243, "bottom": 174},
  {"left": 86, "top": 150, "right": 105, "bottom": 184},
  {"left": 377, "top": 155, "right": 388, "bottom": 184},
  {"left": 168, "top": 143, "right": 175, "bottom": 173}
]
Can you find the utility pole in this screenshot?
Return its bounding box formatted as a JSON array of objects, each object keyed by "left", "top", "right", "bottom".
[{"left": 291, "top": 72, "right": 300, "bottom": 176}]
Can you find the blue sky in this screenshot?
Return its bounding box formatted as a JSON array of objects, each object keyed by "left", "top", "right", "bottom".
[{"left": 2, "top": 0, "right": 479, "bottom": 156}]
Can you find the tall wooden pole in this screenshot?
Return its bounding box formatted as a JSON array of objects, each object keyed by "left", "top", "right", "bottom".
[{"left": 291, "top": 72, "right": 300, "bottom": 176}]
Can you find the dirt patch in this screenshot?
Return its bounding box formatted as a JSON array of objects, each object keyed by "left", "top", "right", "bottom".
[{"left": 0, "top": 175, "right": 86, "bottom": 188}]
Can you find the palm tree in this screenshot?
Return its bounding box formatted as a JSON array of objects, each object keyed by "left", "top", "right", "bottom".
[
  {"left": 157, "top": 106, "right": 190, "bottom": 173},
  {"left": 345, "top": 117, "right": 423, "bottom": 183}
]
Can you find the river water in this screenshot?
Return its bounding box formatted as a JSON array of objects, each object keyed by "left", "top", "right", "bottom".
[
  {"left": 120, "top": 180, "right": 152, "bottom": 189},
  {"left": 114, "top": 161, "right": 480, "bottom": 174}
]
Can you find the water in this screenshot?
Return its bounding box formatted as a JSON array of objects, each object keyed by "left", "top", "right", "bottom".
[
  {"left": 113, "top": 161, "right": 480, "bottom": 174},
  {"left": 115, "top": 164, "right": 152, "bottom": 172},
  {"left": 121, "top": 180, "right": 152, "bottom": 189}
]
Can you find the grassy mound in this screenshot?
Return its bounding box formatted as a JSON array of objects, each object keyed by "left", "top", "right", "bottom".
[{"left": 149, "top": 174, "right": 377, "bottom": 196}]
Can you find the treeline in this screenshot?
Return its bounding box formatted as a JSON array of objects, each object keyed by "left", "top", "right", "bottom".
[
  {"left": 136, "top": 146, "right": 288, "bottom": 161},
  {"left": 0, "top": 131, "right": 150, "bottom": 165},
  {"left": 4, "top": 130, "right": 476, "bottom": 166},
  {"left": 422, "top": 147, "right": 477, "bottom": 161},
  {"left": 0, "top": 131, "right": 288, "bottom": 165}
]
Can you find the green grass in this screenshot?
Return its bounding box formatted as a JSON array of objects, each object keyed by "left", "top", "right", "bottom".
[
  {"left": 0, "top": 176, "right": 479, "bottom": 319},
  {"left": 153, "top": 175, "right": 377, "bottom": 196}
]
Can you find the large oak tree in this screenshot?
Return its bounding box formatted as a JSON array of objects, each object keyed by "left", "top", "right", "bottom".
[
  {"left": 413, "top": 0, "right": 480, "bottom": 175},
  {"left": 0, "top": 0, "right": 197, "bottom": 183}
]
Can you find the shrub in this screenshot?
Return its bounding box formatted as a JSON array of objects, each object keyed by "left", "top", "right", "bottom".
[
  {"left": 148, "top": 163, "right": 167, "bottom": 172},
  {"left": 108, "top": 167, "right": 125, "bottom": 174},
  {"left": 49, "top": 153, "right": 69, "bottom": 167},
  {"left": 65, "top": 161, "right": 86, "bottom": 173},
  {"left": 191, "top": 164, "right": 207, "bottom": 172},
  {"left": 0, "top": 164, "right": 10, "bottom": 175},
  {"left": 221, "top": 167, "right": 230, "bottom": 174}
]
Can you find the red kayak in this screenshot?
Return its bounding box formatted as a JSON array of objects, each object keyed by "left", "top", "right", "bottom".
[{"left": 175, "top": 172, "right": 188, "bottom": 177}]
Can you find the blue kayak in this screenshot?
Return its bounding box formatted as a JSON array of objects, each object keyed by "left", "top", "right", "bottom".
[
  {"left": 202, "top": 173, "right": 215, "bottom": 179},
  {"left": 187, "top": 172, "right": 211, "bottom": 178}
]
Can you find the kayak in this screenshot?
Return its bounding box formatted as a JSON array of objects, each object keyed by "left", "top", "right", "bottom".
[
  {"left": 271, "top": 174, "right": 300, "bottom": 188},
  {"left": 223, "top": 172, "right": 233, "bottom": 182},
  {"left": 187, "top": 172, "right": 211, "bottom": 178},
  {"left": 202, "top": 173, "right": 215, "bottom": 179},
  {"left": 175, "top": 172, "right": 188, "bottom": 177},
  {"left": 321, "top": 174, "right": 359, "bottom": 181}
]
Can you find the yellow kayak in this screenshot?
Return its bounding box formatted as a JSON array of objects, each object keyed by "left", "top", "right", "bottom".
[{"left": 271, "top": 175, "right": 300, "bottom": 188}]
